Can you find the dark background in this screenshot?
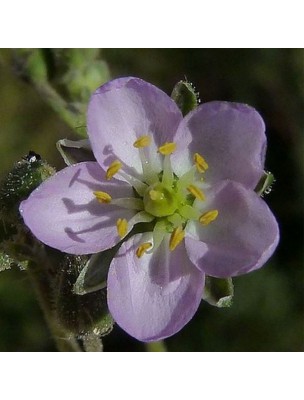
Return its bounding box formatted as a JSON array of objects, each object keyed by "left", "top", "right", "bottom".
[{"left": 0, "top": 49, "right": 303, "bottom": 351}]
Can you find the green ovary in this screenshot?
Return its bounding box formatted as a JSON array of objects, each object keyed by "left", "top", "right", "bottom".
[{"left": 143, "top": 182, "right": 179, "bottom": 217}]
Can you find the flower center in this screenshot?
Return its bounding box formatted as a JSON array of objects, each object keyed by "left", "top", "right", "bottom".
[
  {"left": 94, "top": 134, "right": 219, "bottom": 257},
  {"left": 143, "top": 182, "right": 178, "bottom": 217}
]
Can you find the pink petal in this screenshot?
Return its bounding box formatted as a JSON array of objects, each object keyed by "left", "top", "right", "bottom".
[
  {"left": 87, "top": 77, "right": 183, "bottom": 177},
  {"left": 107, "top": 234, "right": 205, "bottom": 342},
  {"left": 19, "top": 162, "right": 136, "bottom": 254},
  {"left": 185, "top": 180, "right": 279, "bottom": 277},
  {"left": 171, "top": 101, "right": 266, "bottom": 189}
]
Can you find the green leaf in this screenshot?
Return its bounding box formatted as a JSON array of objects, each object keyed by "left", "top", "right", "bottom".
[
  {"left": 171, "top": 80, "right": 199, "bottom": 116},
  {"left": 203, "top": 276, "right": 234, "bottom": 308}
]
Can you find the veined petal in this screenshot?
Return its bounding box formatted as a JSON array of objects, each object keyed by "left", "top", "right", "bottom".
[
  {"left": 19, "top": 162, "right": 136, "bottom": 255},
  {"left": 172, "top": 101, "right": 266, "bottom": 189},
  {"left": 185, "top": 180, "right": 279, "bottom": 277},
  {"left": 87, "top": 77, "right": 183, "bottom": 179},
  {"left": 107, "top": 234, "right": 205, "bottom": 342}
]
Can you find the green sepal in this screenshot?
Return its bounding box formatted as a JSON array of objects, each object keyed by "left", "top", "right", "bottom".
[
  {"left": 0, "top": 152, "right": 55, "bottom": 222},
  {"left": 74, "top": 246, "right": 119, "bottom": 295},
  {"left": 203, "top": 276, "right": 234, "bottom": 308},
  {"left": 52, "top": 254, "right": 114, "bottom": 337},
  {"left": 171, "top": 80, "right": 199, "bottom": 116},
  {"left": 56, "top": 138, "right": 95, "bottom": 166},
  {"left": 255, "top": 171, "right": 275, "bottom": 196},
  {"left": 74, "top": 221, "right": 155, "bottom": 296}
]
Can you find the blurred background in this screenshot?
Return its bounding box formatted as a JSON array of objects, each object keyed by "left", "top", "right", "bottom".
[{"left": 0, "top": 49, "right": 303, "bottom": 351}]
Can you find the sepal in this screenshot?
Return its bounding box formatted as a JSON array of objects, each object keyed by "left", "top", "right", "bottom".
[
  {"left": 74, "top": 245, "right": 119, "bottom": 295},
  {"left": 203, "top": 276, "right": 234, "bottom": 307},
  {"left": 171, "top": 80, "right": 200, "bottom": 116},
  {"left": 56, "top": 138, "right": 95, "bottom": 166},
  {"left": 255, "top": 171, "right": 275, "bottom": 196}
]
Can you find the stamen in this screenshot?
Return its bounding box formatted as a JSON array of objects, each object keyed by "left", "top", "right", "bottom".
[
  {"left": 93, "top": 191, "right": 112, "bottom": 203},
  {"left": 116, "top": 218, "right": 128, "bottom": 238},
  {"left": 136, "top": 242, "right": 152, "bottom": 258},
  {"left": 169, "top": 226, "right": 185, "bottom": 251},
  {"left": 147, "top": 220, "right": 167, "bottom": 254},
  {"left": 162, "top": 155, "right": 174, "bottom": 186},
  {"left": 118, "top": 170, "right": 148, "bottom": 197},
  {"left": 111, "top": 198, "right": 144, "bottom": 210},
  {"left": 176, "top": 166, "right": 196, "bottom": 191},
  {"left": 133, "top": 135, "right": 151, "bottom": 148},
  {"left": 187, "top": 184, "right": 206, "bottom": 201},
  {"left": 133, "top": 135, "right": 158, "bottom": 184},
  {"left": 194, "top": 153, "right": 209, "bottom": 173},
  {"left": 199, "top": 210, "right": 219, "bottom": 225},
  {"left": 106, "top": 160, "right": 122, "bottom": 180},
  {"left": 158, "top": 142, "right": 176, "bottom": 155},
  {"left": 128, "top": 211, "right": 155, "bottom": 226},
  {"left": 167, "top": 213, "right": 183, "bottom": 227},
  {"left": 179, "top": 205, "right": 200, "bottom": 220}
]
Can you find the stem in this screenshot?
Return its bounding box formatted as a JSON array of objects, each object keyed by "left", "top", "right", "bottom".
[
  {"left": 145, "top": 340, "right": 167, "bottom": 352},
  {"left": 34, "top": 81, "right": 85, "bottom": 136},
  {"left": 27, "top": 258, "right": 83, "bottom": 352}
]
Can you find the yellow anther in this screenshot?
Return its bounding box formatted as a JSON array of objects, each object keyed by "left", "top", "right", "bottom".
[
  {"left": 116, "top": 218, "right": 128, "bottom": 238},
  {"left": 149, "top": 190, "right": 165, "bottom": 201},
  {"left": 199, "top": 210, "right": 219, "bottom": 225},
  {"left": 187, "top": 184, "right": 206, "bottom": 201},
  {"left": 136, "top": 242, "right": 152, "bottom": 258},
  {"left": 194, "top": 153, "right": 209, "bottom": 173},
  {"left": 93, "top": 191, "right": 112, "bottom": 204},
  {"left": 106, "top": 160, "right": 122, "bottom": 180},
  {"left": 158, "top": 142, "right": 176, "bottom": 155},
  {"left": 169, "top": 226, "right": 185, "bottom": 251},
  {"left": 133, "top": 135, "right": 151, "bottom": 148}
]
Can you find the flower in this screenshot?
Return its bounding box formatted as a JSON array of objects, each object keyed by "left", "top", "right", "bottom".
[{"left": 19, "top": 77, "right": 279, "bottom": 342}]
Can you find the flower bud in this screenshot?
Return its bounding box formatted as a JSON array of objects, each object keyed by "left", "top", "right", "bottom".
[{"left": 0, "top": 151, "right": 55, "bottom": 223}]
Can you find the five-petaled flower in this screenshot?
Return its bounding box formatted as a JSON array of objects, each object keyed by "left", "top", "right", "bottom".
[{"left": 20, "top": 77, "right": 279, "bottom": 342}]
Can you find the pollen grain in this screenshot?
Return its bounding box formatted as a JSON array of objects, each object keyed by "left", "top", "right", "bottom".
[
  {"left": 136, "top": 242, "right": 152, "bottom": 258},
  {"left": 194, "top": 153, "right": 209, "bottom": 173},
  {"left": 199, "top": 210, "right": 219, "bottom": 225},
  {"left": 158, "top": 142, "right": 176, "bottom": 155},
  {"left": 116, "top": 218, "right": 128, "bottom": 238},
  {"left": 133, "top": 135, "right": 151, "bottom": 148},
  {"left": 93, "top": 191, "right": 112, "bottom": 204},
  {"left": 106, "top": 160, "right": 122, "bottom": 180},
  {"left": 169, "top": 226, "right": 185, "bottom": 251},
  {"left": 187, "top": 184, "right": 205, "bottom": 201}
]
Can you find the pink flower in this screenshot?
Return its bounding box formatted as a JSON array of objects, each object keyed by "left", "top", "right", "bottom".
[{"left": 20, "top": 77, "right": 279, "bottom": 341}]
